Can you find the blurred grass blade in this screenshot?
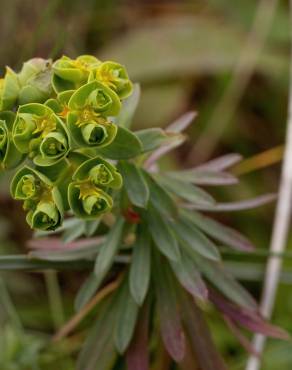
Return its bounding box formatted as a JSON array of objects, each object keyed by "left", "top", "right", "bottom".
[
  {"left": 171, "top": 252, "right": 208, "bottom": 302},
  {"left": 115, "top": 83, "right": 140, "bottom": 128},
  {"left": 196, "top": 153, "right": 243, "bottom": 171},
  {"left": 142, "top": 171, "right": 177, "bottom": 219},
  {"left": 129, "top": 225, "right": 151, "bottom": 305},
  {"left": 166, "top": 169, "right": 238, "bottom": 186},
  {"left": 173, "top": 217, "right": 220, "bottom": 261},
  {"left": 126, "top": 301, "right": 149, "bottom": 370},
  {"left": 114, "top": 278, "right": 139, "bottom": 354},
  {"left": 154, "top": 253, "right": 185, "bottom": 362},
  {"left": 183, "top": 210, "right": 254, "bottom": 251},
  {"left": 157, "top": 175, "right": 215, "bottom": 206},
  {"left": 185, "top": 194, "right": 277, "bottom": 212},
  {"left": 94, "top": 219, "right": 124, "bottom": 279},
  {"left": 144, "top": 205, "right": 180, "bottom": 262},
  {"left": 179, "top": 291, "right": 228, "bottom": 370},
  {"left": 119, "top": 161, "right": 149, "bottom": 208}
]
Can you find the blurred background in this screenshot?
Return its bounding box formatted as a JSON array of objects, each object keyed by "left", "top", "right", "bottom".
[{"left": 0, "top": 0, "right": 291, "bottom": 369}]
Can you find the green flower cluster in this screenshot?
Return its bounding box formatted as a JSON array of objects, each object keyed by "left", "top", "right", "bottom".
[{"left": 0, "top": 55, "right": 132, "bottom": 230}]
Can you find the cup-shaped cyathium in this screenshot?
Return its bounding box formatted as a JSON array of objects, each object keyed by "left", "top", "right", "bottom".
[
  {"left": 67, "top": 81, "right": 120, "bottom": 148},
  {"left": 11, "top": 166, "right": 64, "bottom": 230},
  {"left": 0, "top": 112, "right": 23, "bottom": 169},
  {"left": 68, "top": 156, "right": 122, "bottom": 219},
  {"left": 0, "top": 67, "right": 20, "bottom": 111},
  {"left": 45, "top": 90, "right": 74, "bottom": 118},
  {"left": 17, "top": 58, "right": 53, "bottom": 105},
  {"left": 12, "top": 103, "right": 70, "bottom": 166},
  {"left": 52, "top": 55, "right": 100, "bottom": 93},
  {"left": 89, "top": 61, "right": 133, "bottom": 99}
]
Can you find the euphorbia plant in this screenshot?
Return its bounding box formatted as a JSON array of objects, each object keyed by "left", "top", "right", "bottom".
[{"left": 0, "top": 54, "right": 288, "bottom": 369}]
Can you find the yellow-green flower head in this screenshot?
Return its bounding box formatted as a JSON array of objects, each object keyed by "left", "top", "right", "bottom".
[
  {"left": 89, "top": 61, "right": 133, "bottom": 99},
  {"left": 0, "top": 112, "right": 23, "bottom": 170},
  {"left": 52, "top": 55, "right": 101, "bottom": 93},
  {"left": 12, "top": 103, "right": 70, "bottom": 166}
]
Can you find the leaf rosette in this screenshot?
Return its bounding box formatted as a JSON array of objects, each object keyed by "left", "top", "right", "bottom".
[
  {"left": 89, "top": 61, "right": 133, "bottom": 99},
  {"left": 52, "top": 55, "right": 100, "bottom": 93},
  {"left": 12, "top": 103, "right": 71, "bottom": 166},
  {"left": 0, "top": 112, "right": 23, "bottom": 169},
  {"left": 67, "top": 81, "right": 120, "bottom": 148},
  {"left": 68, "top": 156, "right": 122, "bottom": 219},
  {"left": 11, "top": 166, "right": 64, "bottom": 230}
]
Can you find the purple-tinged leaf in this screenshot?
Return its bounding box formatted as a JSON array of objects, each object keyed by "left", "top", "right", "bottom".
[
  {"left": 195, "top": 153, "right": 243, "bottom": 171},
  {"left": 224, "top": 316, "right": 260, "bottom": 356},
  {"left": 126, "top": 302, "right": 150, "bottom": 370},
  {"left": 210, "top": 290, "right": 289, "bottom": 340},
  {"left": 184, "top": 193, "right": 277, "bottom": 212},
  {"left": 28, "top": 236, "right": 103, "bottom": 251},
  {"left": 183, "top": 210, "right": 254, "bottom": 251},
  {"left": 154, "top": 255, "right": 185, "bottom": 362},
  {"left": 170, "top": 252, "right": 208, "bottom": 302},
  {"left": 179, "top": 292, "right": 228, "bottom": 370},
  {"left": 166, "top": 111, "right": 197, "bottom": 133},
  {"left": 166, "top": 169, "right": 238, "bottom": 186}
]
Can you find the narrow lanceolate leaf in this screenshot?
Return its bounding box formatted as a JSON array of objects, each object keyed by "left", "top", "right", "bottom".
[
  {"left": 190, "top": 253, "right": 257, "bottom": 310},
  {"left": 154, "top": 254, "right": 185, "bottom": 362},
  {"left": 156, "top": 175, "right": 215, "bottom": 206},
  {"left": 183, "top": 210, "right": 254, "bottom": 251},
  {"left": 142, "top": 170, "right": 177, "bottom": 219},
  {"left": 119, "top": 161, "right": 149, "bottom": 208},
  {"left": 97, "top": 126, "right": 142, "bottom": 159},
  {"left": 129, "top": 225, "right": 151, "bottom": 305},
  {"left": 166, "top": 111, "right": 197, "bottom": 133},
  {"left": 195, "top": 153, "right": 243, "bottom": 171},
  {"left": 185, "top": 193, "right": 277, "bottom": 212},
  {"left": 144, "top": 205, "right": 180, "bottom": 262},
  {"left": 166, "top": 169, "right": 238, "bottom": 186},
  {"left": 171, "top": 252, "right": 208, "bottom": 302},
  {"left": 84, "top": 219, "right": 101, "bottom": 237},
  {"left": 94, "top": 218, "right": 124, "bottom": 279},
  {"left": 74, "top": 273, "right": 102, "bottom": 311},
  {"left": 172, "top": 217, "right": 220, "bottom": 261},
  {"left": 114, "top": 278, "right": 139, "bottom": 354},
  {"left": 136, "top": 128, "right": 185, "bottom": 153},
  {"left": 62, "top": 221, "right": 85, "bottom": 243},
  {"left": 179, "top": 292, "right": 228, "bottom": 370},
  {"left": 114, "top": 83, "right": 140, "bottom": 128},
  {"left": 126, "top": 302, "right": 149, "bottom": 370},
  {"left": 77, "top": 298, "right": 117, "bottom": 370}
]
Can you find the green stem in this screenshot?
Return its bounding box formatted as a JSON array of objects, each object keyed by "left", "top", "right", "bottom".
[{"left": 44, "top": 270, "right": 65, "bottom": 330}]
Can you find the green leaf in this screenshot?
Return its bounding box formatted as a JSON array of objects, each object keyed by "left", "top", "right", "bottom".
[
  {"left": 84, "top": 219, "right": 101, "bottom": 237},
  {"left": 114, "top": 278, "right": 139, "bottom": 354},
  {"left": 172, "top": 216, "right": 220, "bottom": 261},
  {"left": 189, "top": 253, "right": 257, "bottom": 310},
  {"left": 114, "top": 83, "right": 140, "bottom": 128},
  {"left": 62, "top": 220, "right": 85, "bottom": 243},
  {"left": 129, "top": 225, "right": 151, "bottom": 305},
  {"left": 153, "top": 252, "right": 185, "bottom": 361},
  {"left": 77, "top": 297, "right": 117, "bottom": 370},
  {"left": 118, "top": 161, "right": 149, "bottom": 208},
  {"left": 144, "top": 204, "right": 180, "bottom": 262},
  {"left": 156, "top": 175, "right": 215, "bottom": 205},
  {"left": 142, "top": 170, "right": 177, "bottom": 219},
  {"left": 97, "top": 126, "right": 142, "bottom": 159},
  {"left": 135, "top": 127, "right": 184, "bottom": 153},
  {"left": 94, "top": 218, "right": 124, "bottom": 279},
  {"left": 170, "top": 251, "right": 208, "bottom": 302},
  {"left": 75, "top": 273, "right": 103, "bottom": 311}
]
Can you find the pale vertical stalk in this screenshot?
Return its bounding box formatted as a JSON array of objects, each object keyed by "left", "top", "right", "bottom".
[
  {"left": 188, "top": 0, "right": 278, "bottom": 164},
  {"left": 246, "top": 3, "right": 292, "bottom": 369}
]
